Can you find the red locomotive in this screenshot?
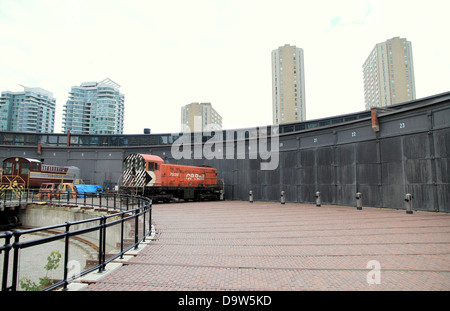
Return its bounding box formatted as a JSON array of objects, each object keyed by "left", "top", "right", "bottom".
[
  {"left": 121, "top": 153, "right": 224, "bottom": 202},
  {"left": 0, "top": 157, "right": 80, "bottom": 189}
]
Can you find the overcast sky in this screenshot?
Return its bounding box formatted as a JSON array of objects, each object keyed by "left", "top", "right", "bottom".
[{"left": 1, "top": 0, "right": 449, "bottom": 134}]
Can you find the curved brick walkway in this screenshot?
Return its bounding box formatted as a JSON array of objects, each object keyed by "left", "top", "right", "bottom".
[{"left": 86, "top": 201, "right": 450, "bottom": 291}]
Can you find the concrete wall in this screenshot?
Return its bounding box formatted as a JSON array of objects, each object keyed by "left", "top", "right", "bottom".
[
  {"left": 2, "top": 97, "right": 449, "bottom": 212},
  {"left": 18, "top": 204, "right": 132, "bottom": 252}
]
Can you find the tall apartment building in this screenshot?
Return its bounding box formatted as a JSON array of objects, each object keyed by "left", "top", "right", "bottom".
[
  {"left": 363, "top": 37, "right": 416, "bottom": 110},
  {"left": 272, "top": 44, "right": 306, "bottom": 124},
  {"left": 63, "top": 78, "right": 124, "bottom": 134},
  {"left": 181, "top": 102, "right": 222, "bottom": 132},
  {"left": 0, "top": 85, "right": 56, "bottom": 133}
]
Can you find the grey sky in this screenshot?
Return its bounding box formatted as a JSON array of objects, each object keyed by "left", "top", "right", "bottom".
[{"left": 1, "top": 0, "right": 449, "bottom": 134}]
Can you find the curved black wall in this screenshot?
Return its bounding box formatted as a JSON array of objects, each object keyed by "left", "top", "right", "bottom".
[{"left": 1, "top": 93, "right": 449, "bottom": 212}]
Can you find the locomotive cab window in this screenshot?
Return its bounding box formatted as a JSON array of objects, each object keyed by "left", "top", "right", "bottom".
[
  {"left": 147, "top": 162, "right": 158, "bottom": 171},
  {"left": 4, "top": 161, "right": 13, "bottom": 174},
  {"left": 21, "top": 162, "right": 30, "bottom": 175},
  {"left": 31, "top": 162, "right": 40, "bottom": 171}
]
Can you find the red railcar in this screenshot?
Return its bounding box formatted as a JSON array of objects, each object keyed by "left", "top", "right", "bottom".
[
  {"left": 0, "top": 157, "right": 80, "bottom": 189},
  {"left": 121, "top": 153, "right": 223, "bottom": 202}
]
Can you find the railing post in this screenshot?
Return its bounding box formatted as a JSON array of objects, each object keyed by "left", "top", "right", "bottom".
[
  {"left": 149, "top": 201, "right": 153, "bottom": 237},
  {"left": 11, "top": 230, "right": 22, "bottom": 291},
  {"left": 134, "top": 208, "right": 139, "bottom": 250},
  {"left": 98, "top": 216, "right": 107, "bottom": 273},
  {"left": 120, "top": 212, "right": 125, "bottom": 259},
  {"left": 142, "top": 198, "right": 146, "bottom": 242},
  {"left": 102, "top": 216, "right": 107, "bottom": 269},
  {"left": 1, "top": 231, "right": 13, "bottom": 291},
  {"left": 62, "top": 222, "right": 71, "bottom": 291},
  {"left": 149, "top": 201, "right": 152, "bottom": 234}
]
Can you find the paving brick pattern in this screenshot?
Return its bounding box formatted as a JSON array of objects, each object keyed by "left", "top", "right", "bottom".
[{"left": 87, "top": 201, "right": 450, "bottom": 291}]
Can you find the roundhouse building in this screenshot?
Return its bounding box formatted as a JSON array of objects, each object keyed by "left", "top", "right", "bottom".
[{"left": 1, "top": 91, "right": 449, "bottom": 212}]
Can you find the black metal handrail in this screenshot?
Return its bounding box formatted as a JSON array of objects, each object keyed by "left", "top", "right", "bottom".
[{"left": 0, "top": 189, "right": 152, "bottom": 291}]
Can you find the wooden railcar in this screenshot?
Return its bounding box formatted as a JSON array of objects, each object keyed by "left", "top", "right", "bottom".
[{"left": 0, "top": 157, "right": 80, "bottom": 189}]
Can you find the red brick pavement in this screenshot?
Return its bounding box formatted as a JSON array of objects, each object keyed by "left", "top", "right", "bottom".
[{"left": 86, "top": 201, "right": 450, "bottom": 291}]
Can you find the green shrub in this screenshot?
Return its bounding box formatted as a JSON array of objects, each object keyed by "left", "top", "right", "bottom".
[{"left": 19, "top": 250, "right": 62, "bottom": 291}]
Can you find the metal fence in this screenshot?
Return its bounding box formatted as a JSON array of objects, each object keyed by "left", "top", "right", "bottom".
[{"left": 0, "top": 189, "right": 152, "bottom": 291}]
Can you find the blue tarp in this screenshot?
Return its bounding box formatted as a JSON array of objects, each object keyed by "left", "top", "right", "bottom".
[{"left": 76, "top": 185, "right": 103, "bottom": 198}]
